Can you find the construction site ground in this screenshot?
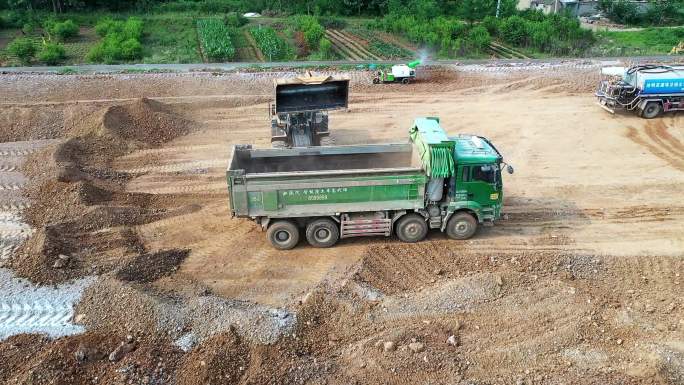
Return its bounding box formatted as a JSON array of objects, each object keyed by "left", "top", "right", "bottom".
[{"left": 0, "top": 62, "right": 683, "bottom": 385}]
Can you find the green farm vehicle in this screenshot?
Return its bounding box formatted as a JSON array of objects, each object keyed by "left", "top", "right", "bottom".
[
  {"left": 227, "top": 117, "right": 513, "bottom": 249},
  {"left": 373, "top": 60, "right": 420, "bottom": 84}
]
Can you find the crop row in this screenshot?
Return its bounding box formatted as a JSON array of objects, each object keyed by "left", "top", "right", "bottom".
[
  {"left": 347, "top": 28, "right": 413, "bottom": 59},
  {"left": 249, "top": 26, "right": 294, "bottom": 61},
  {"left": 197, "top": 18, "right": 235, "bottom": 61}
]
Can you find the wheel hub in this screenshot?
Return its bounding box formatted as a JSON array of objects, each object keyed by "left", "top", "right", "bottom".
[
  {"left": 275, "top": 230, "right": 290, "bottom": 242},
  {"left": 315, "top": 228, "right": 331, "bottom": 241}
]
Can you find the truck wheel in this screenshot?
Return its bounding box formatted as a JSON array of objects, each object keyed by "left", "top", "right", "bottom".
[
  {"left": 395, "top": 214, "right": 428, "bottom": 243},
  {"left": 401, "top": 78, "right": 410, "bottom": 84},
  {"left": 372, "top": 77, "right": 380, "bottom": 84},
  {"left": 318, "top": 135, "right": 335, "bottom": 146},
  {"left": 267, "top": 220, "right": 300, "bottom": 250},
  {"left": 446, "top": 213, "right": 477, "bottom": 240},
  {"left": 641, "top": 102, "right": 662, "bottom": 119},
  {"left": 305, "top": 218, "right": 339, "bottom": 248}
]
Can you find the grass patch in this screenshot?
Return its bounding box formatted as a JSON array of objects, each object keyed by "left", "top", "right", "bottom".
[
  {"left": 141, "top": 15, "right": 201, "bottom": 64},
  {"left": 593, "top": 27, "right": 684, "bottom": 56}
]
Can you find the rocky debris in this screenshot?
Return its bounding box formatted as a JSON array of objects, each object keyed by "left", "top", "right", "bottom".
[
  {"left": 74, "top": 343, "right": 106, "bottom": 363},
  {"left": 52, "top": 254, "right": 71, "bottom": 269},
  {"left": 109, "top": 337, "right": 137, "bottom": 362},
  {"left": 383, "top": 341, "right": 396, "bottom": 352},
  {"left": 408, "top": 342, "right": 425, "bottom": 353},
  {"left": 446, "top": 335, "right": 459, "bottom": 346}
]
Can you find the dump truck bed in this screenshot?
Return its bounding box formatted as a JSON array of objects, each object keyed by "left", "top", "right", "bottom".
[{"left": 227, "top": 144, "right": 427, "bottom": 218}]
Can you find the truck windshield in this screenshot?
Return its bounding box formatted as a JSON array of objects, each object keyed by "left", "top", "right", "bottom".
[
  {"left": 623, "top": 72, "right": 635, "bottom": 86},
  {"left": 472, "top": 164, "right": 497, "bottom": 184}
]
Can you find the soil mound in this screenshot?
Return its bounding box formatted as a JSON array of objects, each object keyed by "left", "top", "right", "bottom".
[
  {"left": 102, "top": 98, "right": 192, "bottom": 147},
  {"left": 116, "top": 249, "right": 190, "bottom": 283}
]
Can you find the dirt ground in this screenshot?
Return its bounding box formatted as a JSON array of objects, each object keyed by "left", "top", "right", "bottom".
[{"left": 0, "top": 62, "right": 683, "bottom": 385}]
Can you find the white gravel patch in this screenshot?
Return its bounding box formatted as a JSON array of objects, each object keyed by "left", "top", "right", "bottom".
[{"left": 0, "top": 268, "right": 96, "bottom": 340}]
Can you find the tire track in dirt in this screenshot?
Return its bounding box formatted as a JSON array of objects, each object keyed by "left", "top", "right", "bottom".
[
  {"left": 645, "top": 118, "right": 684, "bottom": 155},
  {"left": 625, "top": 125, "right": 684, "bottom": 172}
]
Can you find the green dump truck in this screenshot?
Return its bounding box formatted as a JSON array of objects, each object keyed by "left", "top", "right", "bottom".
[{"left": 227, "top": 117, "right": 512, "bottom": 249}]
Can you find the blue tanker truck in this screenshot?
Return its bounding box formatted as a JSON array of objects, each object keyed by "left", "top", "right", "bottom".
[{"left": 595, "top": 64, "right": 684, "bottom": 118}]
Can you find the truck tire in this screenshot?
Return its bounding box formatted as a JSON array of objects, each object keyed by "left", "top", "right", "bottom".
[
  {"left": 305, "top": 218, "right": 339, "bottom": 248},
  {"left": 395, "top": 213, "right": 428, "bottom": 243},
  {"left": 641, "top": 102, "right": 662, "bottom": 119},
  {"left": 373, "top": 77, "right": 380, "bottom": 84},
  {"left": 267, "top": 220, "right": 300, "bottom": 250},
  {"left": 446, "top": 213, "right": 477, "bottom": 240},
  {"left": 319, "top": 135, "right": 335, "bottom": 146},
  {"left": 401, "top": 78, "right": 410, "bottom": 84}
]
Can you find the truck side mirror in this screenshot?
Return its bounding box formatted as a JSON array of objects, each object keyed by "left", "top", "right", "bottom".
[{"left": 506, "top": 165, "right": 514, "bottom": 174}]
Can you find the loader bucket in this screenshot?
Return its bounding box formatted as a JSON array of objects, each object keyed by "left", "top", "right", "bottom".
[{"left": 274, "top": 77, "right": 349, "bottom": 113}]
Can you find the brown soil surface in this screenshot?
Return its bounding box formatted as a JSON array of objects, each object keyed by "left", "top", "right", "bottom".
[{"left": 0, "top": 63, "right": 683, "bottom": 384}]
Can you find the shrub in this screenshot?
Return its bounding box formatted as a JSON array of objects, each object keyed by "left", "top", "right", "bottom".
[
  {"left": 467, "top": 25, "right": 491, "bottom": 52},
  {"left": 88, "top": 17, "right": 144, "bottom": 63},
  {"left": 224, "top": 12, "right": 248, "bottom": 27},
  {"left": 197, "top": 18, "right": 235, "bottom": 61},
  {"left": 290, "top": 15, "right": 325, "bottom": 48},
  {"left": 95, "top": 17, "right": 143, "bottom": 40},
  {"left": 500, "top": 16, "right": 528, "bottom": 46},
  {"left": 121, "top": 38, "right": 143, "bottom": 59},
  {"left": 48, "top": 20, "right": 79, "bottom": 41},
  {"left": 7, "top": 37, "right": 37, "bottom": 64},
  {"left": 38, "top": 42, "right": 66, "bottom": 65},
  {"left": 22, "top": 21, "right": 38, "bottom": 34},
  {"left": 481, "top": 16, "right": 500, "bottom": 35}
]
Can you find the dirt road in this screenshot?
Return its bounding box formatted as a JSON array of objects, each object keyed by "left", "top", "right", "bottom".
[{"left": 0, "top": 63, "right": 682, "bottom": 384}]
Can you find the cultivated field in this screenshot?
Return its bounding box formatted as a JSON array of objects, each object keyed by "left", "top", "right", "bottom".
[{"left": 0, "top": 61, "right": 683, "bottom": 384}]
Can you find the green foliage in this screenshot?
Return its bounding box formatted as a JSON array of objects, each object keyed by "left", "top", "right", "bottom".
[
  {"left": 481, "top": 16, "right": 500, "bottom": 35},
  {"left": 350, "top": 28, "right": 413, "bottom": 58},
  {"left": 46, "top": 19, "right": 80, "bottom": 41},
  {"left": 224, "top": 12, "right": 247, "bottom": 27},
  {"left": 38, "top": 42, "right": 66, "bottom": 65},
  {"left": 488, "top": 11, "right": 594, "bottom": 56},
  {"left": 318, "top": 16, "right": 346, "bottom": 30},
  {"left": 289, "top": 15, "right": 325, "bottom": 48},
  {"left": 250, "top": 26, "right": 294, "bottom": 61},
  {"left": 197, "top": 18, "right": 236, "bottom": 61},
  {"left": 21, "top": 21, "right": 37, "bottom": 34},
  {"left": 594, "top": 27, "right": 684, "bottom": 56},
  {"left": 142, "top": 15, "right": 201, "bottom": 64},
  {"left": 88, "top": 17, "right": 144, "bottom": 63},
  {"left": 467, "top": 25, "right": 490, "bottom": 52},
  {"left": 598, "top": 0, "right": 684, "bottom": 26},
  {"left": 499, "top": 15, "right": 527, "bottom": 46},
  {"left": 95, "top": 17, "right": 143, "bottom": 40},
  {"left": 7, "top": 37, "right": 36, "bottom": 64},
  {"left": 318, "top": 37, "right": 333, "bottom": 59}
]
